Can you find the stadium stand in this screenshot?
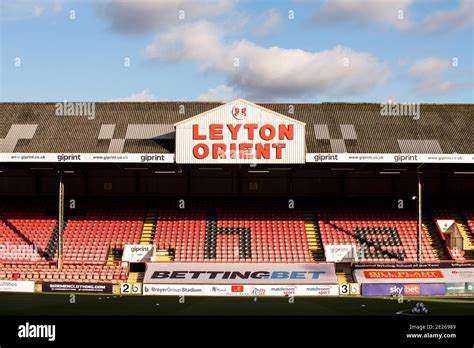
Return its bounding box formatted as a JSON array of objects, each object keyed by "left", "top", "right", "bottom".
[
  {"left": 317, "top": 207, "right": 439, "bottom": 262},
  {"left": 153, "top": 208, "right": 311, "bottom": 263},
  {"left": 0, "top": 263, "right": 128, "bottom": 282},
  {"left": 0, "top": 202, "right": 473, "bottom": 284},
  {"left": 63, "top": 209, "right": 144, "bottom": 264},
  {"left": 432, "top": 209, "right": 474, "bottom": 259},
  {"left": 215, "top": 209, "right": 310, "bottom": 263},
  {"left": 463, "top": 210, "right": 474, "bottom": 242},
  {"left": 0, "top": 209, "right": 56, "bottom": 262},
  {"left": 0, "top": 100, "right": 472, "bottom": 297},
  {"left": 0, "top": 208, "right": 142, "bottom": 282},
  {"left": 449, "top": 248, "right": 466, "bottom": 261},
  {"left": 154, "top": 209, "right": 206, "bottom": 262}
]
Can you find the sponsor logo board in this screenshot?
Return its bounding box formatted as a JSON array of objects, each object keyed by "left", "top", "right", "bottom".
[
  {"left": 0, "top": 153, "right": 174, "bottom": 163},
  {"left": 122, "top": 245, "right": 154, "bottom": 262},
  {"left": 297, "top": 285, "right": 338, "bottom": 296},
  {"left": 324, "top": 245, "right": 356, "bottom": 262},
  {"left": 142, "top": 284, "right": 338, "bottom": 297},
  {"left": 353, "top": 262, "right": 474, "bottom": 269},
  {"left": 306, "top": 153, "right": 473, "bottom": 164},
  {"left": 363, "top": 270, "right": 444, "bottom": 279},
  {"left": 353, "top": 268, "right": 474, "bottom": 284},
  {"left": 42, "top": 282, "right": 112, "bottom": 294},
  {"left": 144, "top": 263, "right": 337, "bottom": 284},
  {"left": 466, "top": 282, "right": 474, "bottom": 294},
  {"left": 0, "top": 280, "right": 35, "bottom": 293},
  {"left": 361, "top": 283, "right": 445, "bottom": 296},
  {"left": 445, "top": 282, "right": 466, "bottom": 294},
  {"left": 2, "top": 152, "right": 472, "bottom": 164},
  {"left": 143, "top": 285, "right": 205, "bottom": 296},
  {"left": 445, "top": 282, "right": 474, "bottom": 295}
]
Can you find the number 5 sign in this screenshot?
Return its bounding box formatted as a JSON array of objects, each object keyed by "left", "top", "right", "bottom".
[
  {"left": 339, "top": 283, "right": 360, "bottom": 295},
  {"left": 121, "top": 283, "right": 142, "bottom": 295}
]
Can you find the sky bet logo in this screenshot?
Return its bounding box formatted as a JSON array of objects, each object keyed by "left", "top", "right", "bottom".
[
  {"left": 150, "top": 270, "right": 325, "bottom": 280},
  {"left": 389, "top": 285, "right": 403, "bottom": 295}
]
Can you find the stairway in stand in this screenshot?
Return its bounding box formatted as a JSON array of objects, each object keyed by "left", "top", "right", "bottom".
[
  {"left": 457, "top": 211, "right": 474, "bottom": 259},
  {"left": 105, "top": 247, "right": 122, "bottom": 266},
  {"left": 455, "top": 211, "right": 474, "bottom": 249},
  {"left": 336, "top": 272, "right": 354, "bottom": 284},
  {"left": 139, "top": 209, "right": 158, "bottom": 245},
  {"left": 127, "top": 270, "right": 144, "bottom": 283},
  {"left": 126, "top": 209, "right": 160, "bottom": 283},
  {"left": 422, "top": 218, "right": 448, "bottom": 260},
  {"left": 304, "top": 211, "right": 325, "bottom": 262}
]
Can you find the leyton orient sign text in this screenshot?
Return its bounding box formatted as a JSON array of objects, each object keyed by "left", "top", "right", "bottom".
[
  {"left": 191, "top": 123, "right": 294, "bottom": 160},
  {"left": 174, "top": 99, "right": 306, "bottom": 164}
]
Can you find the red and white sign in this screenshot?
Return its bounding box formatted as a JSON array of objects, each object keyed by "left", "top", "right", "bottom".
[
  {"left": 403, "top": 284, "right": 420, "bottom": 295},
  {"left": 174, "top": 99, "right": 306, "bottom": 164},
  {"left": 231, "top": 285, "right": 244, "bottom": 292},
  {"left": 354, "top": 268, "right": 474, "bottom": 284},
  {"left": 231, "top": 104, "right": 247, "bottom": 120},
  {"left": 363, "top": 270, "right": 444, "bottom": 279}
]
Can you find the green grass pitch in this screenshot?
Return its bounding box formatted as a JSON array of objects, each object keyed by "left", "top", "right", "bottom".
[{"left": 1, "top": 293, "right": 474, "bottom": 316}]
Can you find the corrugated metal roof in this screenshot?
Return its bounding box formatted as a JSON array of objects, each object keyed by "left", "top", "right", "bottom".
[
  {"left": 108, "top": 139, "right": 126, "bottom": 153},
  {"left": 398, "top": 139, "right": 443, "bottom": 153},
  {"left": 313, "top": 124, "right": 330, "bottom": 140},
  {"left": 0, "top": 102, "right": 472, "bottom": 154},
  {"left": 98, "top": 124, "right": 115, "bottom": 140},
  {"left": 340, "top": 124, "right": 357, "bottom": 140},
  {"left": 125, "top": 124, "right": 174, "bottom": 139},
  {"left": 1, "top": 124, "right": 38, "bottom": 152},
  {"left": 330, "top": 139, "right": 347, "bottom": 153}
]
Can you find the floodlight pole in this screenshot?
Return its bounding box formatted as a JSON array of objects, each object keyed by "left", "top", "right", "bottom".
[
  {"left": 417, "top": 171, "right": 423, "bottom": 263},
  {"left": 58, "top": 170, "right": 64, "bottom": 271}
]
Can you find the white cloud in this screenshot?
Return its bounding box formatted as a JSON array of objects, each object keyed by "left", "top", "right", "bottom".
[
  {"left": 409, "top": 58, "right": 449, "bottom": 78},
  {"left": 144, "top": 21, "right": 390, "bottom": 100},
  {"left": 98, "top": 0, "right": 235, "bottom": 34},
  {"left": 308, "top": 0, "right": 414, "bottom": 30},
  {"left": 33, "top": 6, "right": 44, "bottom": 17},
  {"left": 308, "top": 0, "right": 473, "bottom": 33},
  {"left": 409, "top": 58, "right": 460, "bottom": 96},
  {"left": 421, "top": 0, "right": 473, "bottom": 32},
  {"left": 1, "top": 0, "right": 62, "bottom": 20},
  {"left": 254, "top": 9, "right": 281, "bottom": 36},
  {"left": 198, "top": 85, "right": 237, "bottom": 102},
  {"left": 52, "top": 1, "right": 63, "bottom": 13},
  {"left": 109, "top": 89, "right": 159, "bottom": 102}
]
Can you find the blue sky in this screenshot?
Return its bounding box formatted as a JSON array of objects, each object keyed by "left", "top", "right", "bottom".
[{"left": 1, "top": 0, "right": 473, "bottom": 103}]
